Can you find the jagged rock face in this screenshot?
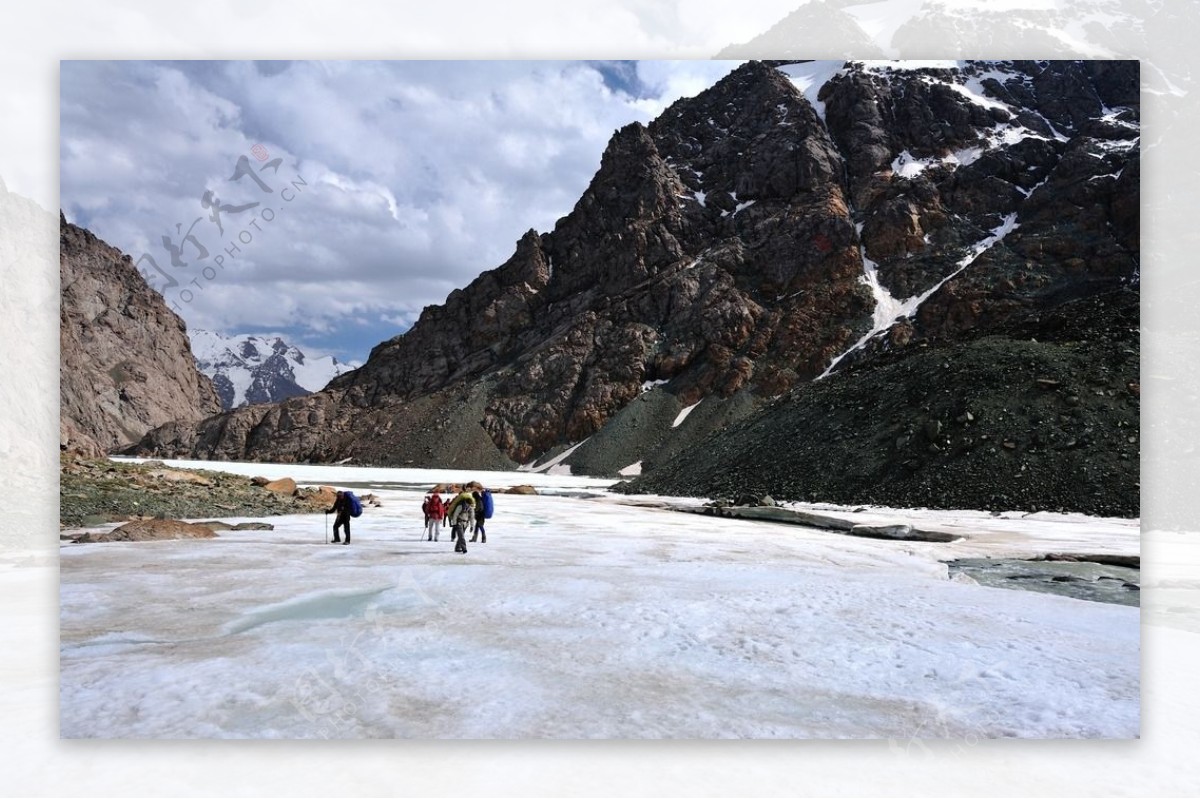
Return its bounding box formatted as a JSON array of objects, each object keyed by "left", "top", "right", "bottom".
[
  {"left": 60, "top": 218, "right": 222, "bottom": 452},
  {"left": 813, "top": 61, "right": 1138, "bottom": 354},
  {"left": 330, "top": 61, "right": 870, "bottom": 463},
  {"left": 131, "top": 60, "right": 1138, "bottom": 488}
]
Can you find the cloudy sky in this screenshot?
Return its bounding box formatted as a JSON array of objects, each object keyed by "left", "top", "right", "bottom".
[{"left": 60, "top": 60, "right": 742, "bottom": 364}]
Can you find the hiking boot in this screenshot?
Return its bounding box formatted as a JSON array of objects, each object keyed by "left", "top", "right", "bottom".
[{"left": 331, "top": 538, "right": 341, "bottom": 543}]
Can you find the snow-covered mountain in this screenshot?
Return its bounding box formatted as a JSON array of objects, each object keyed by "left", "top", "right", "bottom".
[
  {"left": 189, "top": 330, "right": 355, "bottom": 410},
  {"left": 718, "top": 0, "right": 1153, "bottom": 62}
]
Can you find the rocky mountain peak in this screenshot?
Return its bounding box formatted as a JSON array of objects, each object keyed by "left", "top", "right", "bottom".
[{"left": 129, "top": 59, "right": 1139, "bottom": 516}]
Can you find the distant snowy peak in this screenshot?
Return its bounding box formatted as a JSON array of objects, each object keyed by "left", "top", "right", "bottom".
[
  {"left": 189, "top": 330, "right": 356, "bottom": 410},
  {"left": 718, "top": 0, "right": 1146, "bottom": 61}
]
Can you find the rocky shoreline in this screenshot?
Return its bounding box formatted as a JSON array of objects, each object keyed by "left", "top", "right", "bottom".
[{"left": 59, "top": 454, "right": 333, "bottom": 529}]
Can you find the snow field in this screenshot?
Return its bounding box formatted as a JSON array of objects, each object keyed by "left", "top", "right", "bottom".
[{"left": 60, "top": 464, "right": 1139, "bottom": 739}]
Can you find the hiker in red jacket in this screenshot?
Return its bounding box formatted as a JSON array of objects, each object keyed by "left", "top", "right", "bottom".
[{"left": 422, "top": 490, "right": 445, "bottom": 542}]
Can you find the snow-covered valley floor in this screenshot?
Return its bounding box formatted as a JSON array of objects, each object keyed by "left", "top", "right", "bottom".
[{"left": 59, "top": 461, "right": 1140, "bottom": 739}]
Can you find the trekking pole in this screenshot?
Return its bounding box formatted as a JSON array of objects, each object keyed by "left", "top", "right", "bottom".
[{"left": 325, "top": 512, "right": 328, "bottom": 545}]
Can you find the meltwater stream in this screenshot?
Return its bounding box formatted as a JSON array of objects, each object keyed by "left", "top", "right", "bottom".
[{"left": 947, "top": 558, "right": 1140, "bottom": 607}]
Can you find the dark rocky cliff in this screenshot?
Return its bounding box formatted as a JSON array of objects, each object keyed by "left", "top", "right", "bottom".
[
  {"left": 127, "top": 60, "right": 1138, "bottom": 515},
  {"left": 620, "top": 288, "right": 1139, "bottom": 517}
]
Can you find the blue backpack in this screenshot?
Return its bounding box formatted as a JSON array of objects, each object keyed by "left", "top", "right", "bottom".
[
  {"left": 345, "top": 491, "right": 363, "bottom": 518},
  {"left": 481, "top": 489, "right": 494, "bottom": 519}
]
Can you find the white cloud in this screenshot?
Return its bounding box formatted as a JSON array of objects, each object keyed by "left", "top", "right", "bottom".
[
  {"left": 631, "top": 60, "right": 745, "bottom": 116},
  {"left": 60, "top": 59, "right": 741, "bottom": 361}
]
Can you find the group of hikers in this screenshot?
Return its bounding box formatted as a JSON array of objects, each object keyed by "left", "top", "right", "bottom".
[
  {"left": 324, "top": 481, "right": 494, "bottom": 554},
  {"left": 421, "top": 482, "right": 494, "bottom": 554}
]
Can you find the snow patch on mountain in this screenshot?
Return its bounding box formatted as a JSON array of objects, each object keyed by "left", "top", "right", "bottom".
[
  {"left": 777, "top": 61, "right": 845, "bottom": 121},
  {"left": 673, "top": 400, "right": 702, "bottom": 428},
  {"left": 820, "top": 213, "right": 1020, "bottom": 380}
]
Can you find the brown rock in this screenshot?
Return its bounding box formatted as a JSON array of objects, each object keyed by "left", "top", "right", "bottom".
[
  {"left": 292, "top": 485, "right": 338, "bottom": 510},
  {"left": 76, "top": 519, "right": 217, "bottom": 543},
  {"left": 262, "top": 477, "right": 297, "bottom": 494},
  {"left": 506, "top": 485, "right": 538, "bottom": 495},
  {"left": 147, "top": 468, "right": 212, "bottom": 485},
  {"left": 250, "top": 476, "right": 271, "bottom": 486},
  {"left": 59, "top": 419, "right": 106, "bottom": 459},
  {"left": 59, "top": 217, "right": 222, "bottom": 453}
]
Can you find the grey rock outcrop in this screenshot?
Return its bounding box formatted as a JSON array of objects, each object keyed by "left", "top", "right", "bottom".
[{"left": 60, "top": 217, "right": 222, "bottom": 452}]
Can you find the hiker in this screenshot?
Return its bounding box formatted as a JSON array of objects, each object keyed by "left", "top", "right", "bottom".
[
  {"left": 422, "top": 490, "right": 445, "bottom": 541},
  {"left": 445, "top": 488, "right": 476, "bottom": 554},
  {"left": 326, "top": 490, "right": 352, "bottom": 545},
  {"left": 470, "top": 482, "right": 492, "bottom": 543}
]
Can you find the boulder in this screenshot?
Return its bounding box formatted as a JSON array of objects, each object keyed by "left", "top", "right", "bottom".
[
  {"left": 506, "top": 485, "right": 538, "bottom": 495},
  {"left": 262, "top": 477, "right": 297, "bottom": 494},
  {"left": 195, "top": 520, "right": 235, "bottom": 530},
  {"left": 297, "top": 486, "right": 338, "bottom": 508},
  {"left": 75, "top": 519, "right": 217, "bottom": 543},
  {"left": 250, "top": 476, "right": 271, "bottom": 486},
  {"left": 147, "top": 468, "right": 212, "bottom": 485},
  {"left": 317, "top": 487, "right": 338, "bottom": 505},
  {"left": 231, "top": 522, "right": 275, "bottom": 531}
]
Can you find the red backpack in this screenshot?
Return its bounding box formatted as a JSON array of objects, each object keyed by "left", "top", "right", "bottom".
[{"left": 423, "top": 494, "right": 445, "bottom": 520}]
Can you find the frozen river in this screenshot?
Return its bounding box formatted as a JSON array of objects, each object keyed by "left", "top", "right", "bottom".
[{"left": 59, "top": 460, "right": 1139, "bottom": 739}]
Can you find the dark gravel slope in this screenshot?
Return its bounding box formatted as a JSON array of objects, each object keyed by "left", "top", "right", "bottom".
[{"left": 619, "top": 289, "right": 1139, "bottom": 517}]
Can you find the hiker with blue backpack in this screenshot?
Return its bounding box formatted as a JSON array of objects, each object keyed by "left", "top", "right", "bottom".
[
  {"left": 445, "top": 488, "right": 477, "bottom": 553},
  {"left": 325, "top": 489, "right": 362, "bottom": 545},
  {"left": 470, "top": 483, "right": 494, "bottom": 543}
]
